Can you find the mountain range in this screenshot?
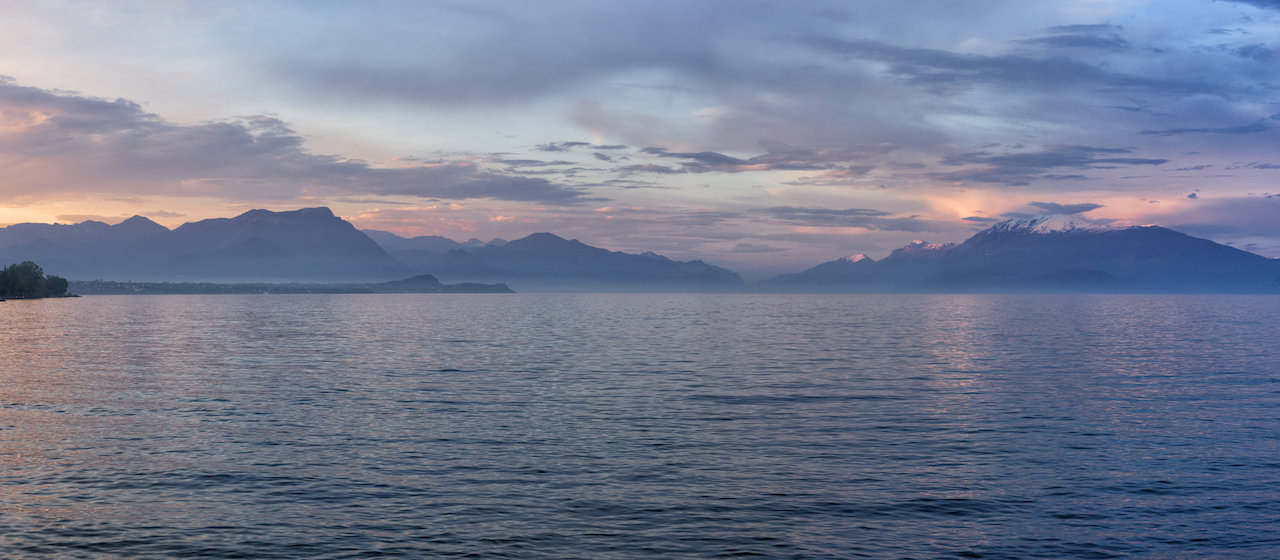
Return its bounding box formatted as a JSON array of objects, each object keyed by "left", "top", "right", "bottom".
[
  {"left": 1, "top": 208, "right": 1277, "bottom": 292},
  {"left": 0, "top": 207, "right": 743, "bottom": 290},
  {"left": 763, "top": 215, "right": 1280, "bottom": 292},
  {"left": 0, "top": 208, "right": 407, "bottom": 282}
]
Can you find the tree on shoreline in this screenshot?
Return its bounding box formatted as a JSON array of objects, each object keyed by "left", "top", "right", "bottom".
[{"left": 0, "top": 261, "right": 69, "bottom": 298}]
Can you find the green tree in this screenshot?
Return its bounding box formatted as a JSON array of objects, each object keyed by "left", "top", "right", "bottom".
[{"left": 0, "top": 261, "right": 53, "bottom": 298}]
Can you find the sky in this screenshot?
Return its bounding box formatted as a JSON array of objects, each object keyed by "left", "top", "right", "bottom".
[{"left": 2, "top": 0, "right": 1280, "bottom": 274}]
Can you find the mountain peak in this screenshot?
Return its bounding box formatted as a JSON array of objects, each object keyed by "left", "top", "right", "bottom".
[
  {"left": 297, "top": 206, "right": 336, "bottom": 218},
  {"left": 115, "top": 215, "right": 169, "bottom": 234},
  {"left": 901, "top": 240, "right": 954, "bottom": 252},
  {"left": 520, "top": 232, "right": 568, "bottom": 243},
  {"left": 989, "top": 214, "right": 1118, "bottom": 235},
  {"left": 235, "top": 207, "right": 337, "bottom": 223},
  {"left": 838, "top": 254, "right": 873, "bottom": 263},
  {"left": 505, "top": 232, "right": 584, "bottom": 250}
]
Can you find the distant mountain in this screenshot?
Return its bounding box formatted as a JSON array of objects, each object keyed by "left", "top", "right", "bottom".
[
  {"left": 0, "top": 215, "right": 167, "bottom": 249},
  {"left": 364, "top": 230, "right": 512, "bottom": 278},
  {"left": 763, "top": 254, "right": 878, "bottom": 287},
  {"left": 369, "top": 231, "right": 744, "bottom": 291},
  {"left": 127, "top": 207, "right": 408, "bottom": 281},
  {"left": 0, "top": 208, "right": 408, "bottom": 282},
  {"left": 0, "top": 215, "right": 171, "bottom": 278},
  {"left": 362, "top": 230, "right": 502, "bottom": 253},
  {"left": 763, "top": 215, "right": 1280, "bottom": 292},
  {"left": 1, "top": 209, "right": 743, "bottom": 289},
  {"left": 468, "top": 233, "right": 743, "bottom": 290}
]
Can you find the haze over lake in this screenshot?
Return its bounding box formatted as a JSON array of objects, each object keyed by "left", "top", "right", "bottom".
[{"left": 3, "top": 293, "right": 1277, "bottom": 558}]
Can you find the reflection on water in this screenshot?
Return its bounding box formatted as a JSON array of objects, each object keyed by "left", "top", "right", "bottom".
[{"left": 1, "top": 294, "right": 1278, "bottom": 558}]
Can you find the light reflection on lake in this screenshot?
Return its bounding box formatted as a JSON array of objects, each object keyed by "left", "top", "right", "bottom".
[{"left": 1, "top": 294, "right": 1278, "bottom": 558}]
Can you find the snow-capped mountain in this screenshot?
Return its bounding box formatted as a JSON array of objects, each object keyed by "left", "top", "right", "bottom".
[
  {"left": 983, "top": 214, "right": 1118, "bottom": 235},
  {"left": 762, "top": 215, "right": 1280, "bottom": 292}
]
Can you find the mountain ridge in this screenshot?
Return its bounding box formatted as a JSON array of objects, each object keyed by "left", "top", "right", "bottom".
[
  {"left": 371, "top": 229, "right": 745, "bottom": 291},
  {"left": 764, "top": 214, "right": 1280, "bottom": 292},
  {"left": 4, "top": 209, "right": 1276, "bottom": 291},
  {"left": 0, "top": 208, "right": 744, "bottom": 290}
]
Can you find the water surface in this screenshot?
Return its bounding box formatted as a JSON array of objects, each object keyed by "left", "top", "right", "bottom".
[{"left": 1, "top": 294, "right": 1277, "bottom": 558}]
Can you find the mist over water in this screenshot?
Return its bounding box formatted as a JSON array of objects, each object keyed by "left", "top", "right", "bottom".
[{"left": 2, "top": 294, "right": 1278, "bottom": 558}]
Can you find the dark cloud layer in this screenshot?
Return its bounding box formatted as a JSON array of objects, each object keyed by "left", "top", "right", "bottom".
[
  {"left": 799, "top": 37, "right": 1215, "bottom": 95},
  {"left": 204, "top": 0, "right": 1280, "bottom": 212},
  {"left": 761, "top": 206, "right": 936, "bottom": 232},
  {"left": 0, "top": 78, "right": 589, "bottom": 204},
  {"left": 1029, "top": 202, "right": 1104, "bottom": 215},
  {"left": 1141, "top": 121, "right": 1271, "bottom": 136},
  {"left": 1228, "top": 0, "right": 1280, "bottom": 9},
  {"left": 1016, "top": 24, "right": 1131, "bottom": 51},
  {"left": 185, "top": 1, "right": 1280, "bottom": 196},
  {"left": 731, "top": 242, "right": 787, "bottom": 253},
  {"left": 242, "top": 1, "right": 1270, "bottom": 170},
  {"left": 934, "top": 145, "right": 1168, "bottom": 186},
  {"left": 632, "top": 145, "right": 883, "bottom": 174}
]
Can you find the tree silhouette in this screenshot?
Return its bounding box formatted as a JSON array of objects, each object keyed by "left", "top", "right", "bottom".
[
  {"left": 46, "top": 275, "right": 69, "bottom": 297},
  {"left": 0, "top": 261, "right": 66, "bottom": 298}
]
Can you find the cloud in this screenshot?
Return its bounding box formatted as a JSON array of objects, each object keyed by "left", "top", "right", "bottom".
[
  {"left": 760, "top": 206, "right": 937, "bottom": 232},
  {"left": 0, "top": 78, "right": 590, "bottom": 205},
  {"left": 142, "top": 210, "right": 187, "bottom": 219},
  {"left": 1019, "top": 34, "right": 1130, "bottom": 50},
  {"left": 1233, "top": 44, "right": 1273, "bottom": 61},
  {"left": 1226, "top": 0, "right": 1280, "bottom": 9},
  {"left": 258, "top": 1, "right": 1268, "bottom": 191},
  {"left": 1226, "top": 161, "right": 1280, "bottom": 170},
  {"left": 798, "top": 37, "right": 1215, "bottom": 95},
  {"left": 619, "top": 163, "right": 687, "bottom": 175},
  {"left": 261, "top": 2, "right": 756, "bottom": 107},
  {"left": 536, "top": 141, "right": 592, "bottom": 152},
  {"left": 660, "top": 151, "right": 750, "bottom": 167},
  {"left": 783, "top": 165, "right": 877, "bottom": 186},
  {"left": 1149, "top": 195, "right": 1280, "bottom": 256},
  {"left": 362, "top": 167, "right": 593, "bottom": 203},
  {"left": 731, "top": 242, "right": 787, "bottom": 253},
  {"left": 1028, "top": 201, "right": 1104, "bottom": 215},
  {"left": 1141, "top": 120, "right": 1270, "bottom": 136},
  {"left": 495, "top": 158, "right": 575, "bottom": 167},
  {"left": 627, "top": 143, "right": 887, "bottom": 175},
  {"left": 963, "top": 216, "right": 1000, "bottom": 223},
  {"left": 1016, "top": 24, "right": 1131, "bottom": 51},
  {"left": 933, "top": 145, "right": 1168, "bottom": 186}
]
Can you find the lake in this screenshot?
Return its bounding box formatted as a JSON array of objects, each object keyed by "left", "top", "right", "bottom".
[{"left": 1, "top": 294, "right": 1278, "bottom": 558}]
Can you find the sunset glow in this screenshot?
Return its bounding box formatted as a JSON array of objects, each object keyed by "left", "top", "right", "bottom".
[{"left": 2, "top": 1, "right": 1279, "bottom": 274}]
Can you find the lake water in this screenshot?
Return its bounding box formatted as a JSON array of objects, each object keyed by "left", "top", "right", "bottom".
[{"left": 1, "top": 294, "right": 1277, "bottom": 559}]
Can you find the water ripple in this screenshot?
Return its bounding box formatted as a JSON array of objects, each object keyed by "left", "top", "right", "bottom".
[{"left": 0, "top": 293, "right": 1278, "bottom": 558}]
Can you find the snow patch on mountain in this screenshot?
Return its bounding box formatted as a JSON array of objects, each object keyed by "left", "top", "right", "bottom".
[
  {"left": 900, "top": 240, "right": 955, "bottom": 252},
  {"left": 989, "top": 214, "right": 1120, "bottom": 235}
]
